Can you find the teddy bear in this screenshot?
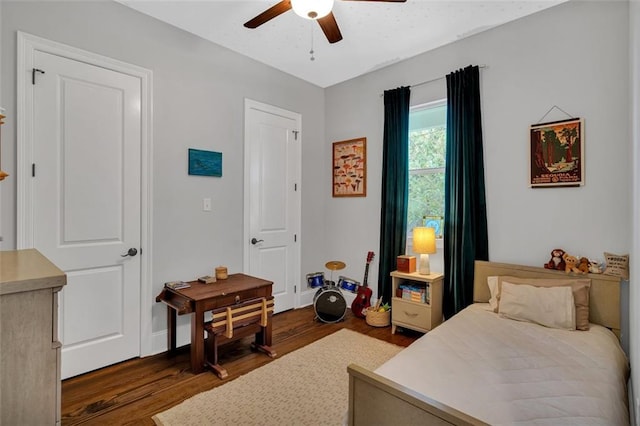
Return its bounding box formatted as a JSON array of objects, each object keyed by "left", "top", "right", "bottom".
[
  {"left": 577, "top": 257, "right": 590, "bottom": 274},
  {"left": 562, "top": 252, "right": 581, "bottom": 274},
  {"left": 588, "top": 259, "right": 603, "bottom": 274},
  {"left": 544, "top": 249, "right": 566, "bottom": 271}
]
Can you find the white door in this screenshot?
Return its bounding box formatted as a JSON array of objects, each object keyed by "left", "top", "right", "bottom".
[
  {"left": 244, "top": 100, "right": 300, "bottom": 313},
  {"left": 27, "top": 50, "right": 142, "bottom": 378}
]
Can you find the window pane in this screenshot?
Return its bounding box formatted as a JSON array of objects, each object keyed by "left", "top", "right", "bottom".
[
  {"left": 408, "top": 126, "right": 446, "bottom": 170},
  {"left": 407, "top": 102, "right": 446, "bottom": 239},
  {"left": 407, "top": 172, "right": 445, "bottom": 230},
  {"left": 409, "top": 103, "right": 446, "bottom": 132}
]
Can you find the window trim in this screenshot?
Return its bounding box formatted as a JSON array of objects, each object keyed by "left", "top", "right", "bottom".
[{"left": 409, "top": 167, "right": 445, "bottom": 176}]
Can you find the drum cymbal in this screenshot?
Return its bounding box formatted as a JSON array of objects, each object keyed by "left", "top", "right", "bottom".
[{"left": 325, "top": 260, "right": 346, "bottom": 271}]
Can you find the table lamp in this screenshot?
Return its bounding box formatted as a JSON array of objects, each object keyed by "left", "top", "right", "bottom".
[{"left": 413, "top": 227, "right": 436, "bottom": 275}]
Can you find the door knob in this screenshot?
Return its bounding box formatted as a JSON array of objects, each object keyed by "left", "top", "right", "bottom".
[
  {"left": 121, "top": 248, "right": 138, "bottom": 257},
  {"left": 251, "top": 238, "right": 264, "bottom": 245}
]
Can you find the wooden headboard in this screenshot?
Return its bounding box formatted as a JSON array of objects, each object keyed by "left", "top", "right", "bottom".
[{"left": 473, "top": 261, "right": 622, "bottom": 338}]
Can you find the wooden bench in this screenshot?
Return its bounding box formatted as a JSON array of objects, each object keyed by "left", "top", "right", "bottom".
[{"left": 204, "top": 296, "right": 276, "bottom": 378}]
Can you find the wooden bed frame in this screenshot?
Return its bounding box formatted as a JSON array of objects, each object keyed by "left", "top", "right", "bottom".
[{"left": 347, "top": 260, "right": 622, "bottom": 426}]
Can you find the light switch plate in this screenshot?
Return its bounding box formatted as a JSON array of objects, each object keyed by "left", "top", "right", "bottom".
[{"left": 203, "top": 198, "right": 212, "bottom": 211}]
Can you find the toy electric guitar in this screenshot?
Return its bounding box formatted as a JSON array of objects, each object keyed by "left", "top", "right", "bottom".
[{"left": 351, "top": 251, "right": 375, "bottom": 318}]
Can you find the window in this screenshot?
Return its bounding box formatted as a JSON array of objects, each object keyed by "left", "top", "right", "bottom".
[{"left": 407, "top": 100, "right": 447, "bottom": 236}]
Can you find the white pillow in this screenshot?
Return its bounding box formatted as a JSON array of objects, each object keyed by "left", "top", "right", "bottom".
[
  {"left": 487, "top": 276, "right": 499, "bottom": 312},
  {"left": 498, "top": 282, "right": 576, "bottom": 330}
]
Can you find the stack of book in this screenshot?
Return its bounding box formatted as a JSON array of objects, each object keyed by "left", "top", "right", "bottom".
[
  {"left": 164, "top": 281, "right": 190, "bottom": 290},
  {"left": 398, "top": 283, "right": 429, "bottom": 304}
]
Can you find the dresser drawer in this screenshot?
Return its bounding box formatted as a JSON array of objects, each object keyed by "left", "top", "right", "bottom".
[
  {"left": 203, "top": 288, "right": 266, "bottom": 311},
  {"left": 392, "top": 298, "right": 432, "bottom": 330}
]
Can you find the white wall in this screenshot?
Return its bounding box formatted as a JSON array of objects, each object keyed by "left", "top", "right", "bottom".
[
  {"left": 0, "top": 1, "right": 327, "bottom": 339},
  {"left": 0, "top": 0, "right": 635, "bottom": 373},
  {"left": 325, "top": 0, "right": 631, "bottom": 321},
  {"left": 630, "top": 0, "right": 639, "bottom": 421}
]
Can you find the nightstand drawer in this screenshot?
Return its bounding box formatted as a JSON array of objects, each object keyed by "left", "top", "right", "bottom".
[{"left": 393, "top": 298, "right": 431, "bottom": 329}]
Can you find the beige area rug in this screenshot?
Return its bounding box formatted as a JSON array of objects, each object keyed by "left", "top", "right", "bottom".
[{"left": 153, "top": 329, "right": 402, "bottom": 426}]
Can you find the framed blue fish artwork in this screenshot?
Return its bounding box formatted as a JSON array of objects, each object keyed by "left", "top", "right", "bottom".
[{"left": 188, "top": 149, "right": 222, "bottom": 177}]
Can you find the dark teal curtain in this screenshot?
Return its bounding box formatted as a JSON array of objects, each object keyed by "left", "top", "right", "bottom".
[
  {"left": 443, "top": 66, "right": 489, "bottom": 319},
  {"left": 378, "top": 86, "right": 411, "bottom": 303}
]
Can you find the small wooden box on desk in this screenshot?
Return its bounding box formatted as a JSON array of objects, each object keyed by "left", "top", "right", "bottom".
[{"left": 391, "top": 270, "right": 443, "bottom": 334}]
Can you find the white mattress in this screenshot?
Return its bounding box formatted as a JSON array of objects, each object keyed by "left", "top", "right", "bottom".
[{"left": 375, "top": 304, "right": 629, "bottom": 425}]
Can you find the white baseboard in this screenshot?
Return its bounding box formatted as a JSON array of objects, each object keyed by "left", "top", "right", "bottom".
[
  {"left": 148, "top": 290, "right": 362, "bottom": 356},
  {"left": 299, "top": 289, "right": 315, "bottom": 307},
  {"left": 300, "top": 289, "right": 358, "bottom": 309},
  {"left": 150, "top": 323, "right": 192, "bottom": 355}
]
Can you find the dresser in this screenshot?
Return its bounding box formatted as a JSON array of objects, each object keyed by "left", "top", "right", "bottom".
[{"left": 0, "top": 249, "right": 66, "bottom": 425}]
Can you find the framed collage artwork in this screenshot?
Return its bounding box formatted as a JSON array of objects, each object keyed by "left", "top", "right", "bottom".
[{"left": 333, "top": 137, "right": 366, "bottom": 197}]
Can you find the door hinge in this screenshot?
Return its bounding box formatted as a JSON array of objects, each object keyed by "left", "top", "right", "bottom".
[
  {"left": 294, "top": 183, "right": 297, "bottom": 191},
  {"left": 32, "top": 163, "right": 36, "bottom": 177},
  {"left": 292, "top": 130, "right": 299, "bottom": 140},
  {"left": 32, "top": 68, "right": 45, "bottom": 85},
  {"left": 294, "top": 234, "right": 297, "bottom": 242},
  {"left": 294, "top": 285, "right": 297, "bottom": 293}
]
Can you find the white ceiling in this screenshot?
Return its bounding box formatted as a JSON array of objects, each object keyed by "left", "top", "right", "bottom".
[{"left": 118, "top": 0, "right": 565, "bottom": 88}]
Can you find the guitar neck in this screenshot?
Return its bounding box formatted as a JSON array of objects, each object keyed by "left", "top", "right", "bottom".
[{"left": 363, "top": 264, "right": 370, "bottom": 288}]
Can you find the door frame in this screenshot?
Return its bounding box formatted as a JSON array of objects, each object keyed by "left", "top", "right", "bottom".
[
  {"left": 16, "top": 31, "right": 155, "bottom": 357},
  {"left": 243, "top": 98, "right": 301, "bottom": 309}
]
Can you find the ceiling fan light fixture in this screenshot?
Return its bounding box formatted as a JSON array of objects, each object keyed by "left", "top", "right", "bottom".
[{"left": 291, "top": 0, "right": 334, "bottom": 20}]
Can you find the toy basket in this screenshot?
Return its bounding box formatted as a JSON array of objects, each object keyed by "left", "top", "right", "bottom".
[{"left": 364, "top": 307, "right": 391, "bottom": 327}]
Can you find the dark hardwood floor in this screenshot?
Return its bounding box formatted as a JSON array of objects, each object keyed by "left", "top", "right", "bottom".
[{"left": 61, "top": 306, "right": 421, "bottom": 425}]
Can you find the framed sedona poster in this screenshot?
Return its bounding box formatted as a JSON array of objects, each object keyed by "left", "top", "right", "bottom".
[
  {"left": 333, "top": 137, "right": 366, "bottom": 197},
  {"left": 530, "top": 118, "right": 584, "bottom": 187}
]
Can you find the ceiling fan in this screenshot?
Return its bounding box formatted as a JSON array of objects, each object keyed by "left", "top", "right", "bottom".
[{"left": 244, "top": 0, "right": 407, "bottom": 44}]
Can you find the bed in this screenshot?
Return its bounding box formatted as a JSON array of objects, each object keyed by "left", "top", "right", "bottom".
[{"left": 347, "top": 261, "right": 629, "bottom": 425}]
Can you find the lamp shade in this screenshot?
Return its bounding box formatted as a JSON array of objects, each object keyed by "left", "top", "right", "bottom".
[
  {"left": 413, "top": 227, "right": 436, "bottom": 254},
  {"left": 291, "top": 0, "right": 334, "bottom": 19}
]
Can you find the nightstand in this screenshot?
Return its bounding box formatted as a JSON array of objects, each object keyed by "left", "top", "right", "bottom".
[{"left": 390, "top": 270, "right": 443, "bottom": 334}]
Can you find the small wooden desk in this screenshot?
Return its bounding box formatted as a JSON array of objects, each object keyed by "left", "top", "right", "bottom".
[{"left": 155, "top": 273, "right": 273, "bottom": 374}]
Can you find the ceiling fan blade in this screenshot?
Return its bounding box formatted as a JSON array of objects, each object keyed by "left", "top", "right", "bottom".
[
  {"left": 244, "top": 0, "right": 292, "bottom": 29},
  {"left": 317, "top": 12, "right": 343, "bottom": 44}
]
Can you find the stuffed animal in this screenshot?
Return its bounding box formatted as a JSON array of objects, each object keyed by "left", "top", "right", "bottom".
[
  {"left": 577, "top": 257, "right": 590, "bottom": 274},
  {"left": 588, "top": 259, "right": 603, "bottom": 274},
  {"left": 544, "top": 249, "right": 566, "bottom": 271},
  {"left": 562, "top": 253, "right": 581, "bottom": 274}
]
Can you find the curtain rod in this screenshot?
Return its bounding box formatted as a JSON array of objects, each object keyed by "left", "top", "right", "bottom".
[{"left": 379, "top": 64, "right": 488, "bottom": 97}]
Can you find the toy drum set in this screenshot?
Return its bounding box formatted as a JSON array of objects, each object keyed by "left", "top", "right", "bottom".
[{"left": 307, "top": 261, "right": 360, "bottom": 323}]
